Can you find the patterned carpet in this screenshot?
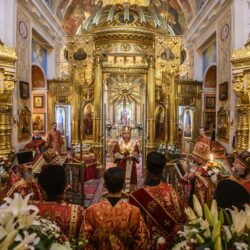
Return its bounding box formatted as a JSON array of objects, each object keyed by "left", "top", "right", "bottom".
[{"left": 84, "top": 157, "right": 144, "bottom": 208}]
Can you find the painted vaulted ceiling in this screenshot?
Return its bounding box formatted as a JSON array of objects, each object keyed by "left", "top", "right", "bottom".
[{"left": 43, "top": 0, "right": 208, "bottom": 35}]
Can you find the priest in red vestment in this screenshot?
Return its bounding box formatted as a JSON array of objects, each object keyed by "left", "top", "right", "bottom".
[
  {"left": 81, "top": 167, "right": 151, "bottom": 250},
  {"left": 5, "top": 151, "right": 43, "bottom": 201},
  {"left": 229, "top": 150, "right": 250, "bottom": 193},
  {"left": 36, "top": 165, "right": 84, "bottom": 239},
  {"left": 129, "top": 152, "right": 185, "bottom": 250},
  {"left": 195, "top": 127, "right": 211, "bottom": 146},
  {"left": 113, "top": 126, "right": 139, "bottom": 191},
  {"left": 46, "top": 122, "right": 64, "bottom": 155},
  {"left": 181, "top": 139, "right": 215, "bottom": 207}
]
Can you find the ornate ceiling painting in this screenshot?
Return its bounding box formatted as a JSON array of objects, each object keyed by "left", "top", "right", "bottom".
[{"left": 58, "top": 0, "right": 194, "bottom": 35}]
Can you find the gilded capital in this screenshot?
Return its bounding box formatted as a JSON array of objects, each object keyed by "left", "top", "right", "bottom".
[{"left": 146, "top": 56, "right": 155, "bottom": 68}]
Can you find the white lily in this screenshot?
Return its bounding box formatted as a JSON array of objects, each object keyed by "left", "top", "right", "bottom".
[
  {"left": 222, "top": 226, "right": 232, "bottom": 242},
  {"left": 18, "top": 213, "right": 37, "bottom": 230},
  {"left": 0, "top": 230, "right": 18, "bottom": 250},
  {"left": 200, "top": 219, "right": 211, "bottom": 238},
  {"left": 14, "top": 231, "right": 40, "bottom": 250},
  {"left": 193, "top": 195, "right": 203, "bottom": 217},
  {"left": 50, "top": 243, "right": 72, "bottom": 250},
  {"left": 2, "top": 193, "right": 38, "bottom": 218},
  {"left": 244, "top": 204, "right": 250, "bottom": 229},
  {"left": 0, "top": 213, "right": 17, "bottom": 240},
  {"left": 185, "top": 207, "right": 197, "bottom": 221},
  {"left": 210, "top": 200, "right": 218, "bottom": 226},
  {"left": 230, "top": 207, "right": 246, "bottom": 236}
]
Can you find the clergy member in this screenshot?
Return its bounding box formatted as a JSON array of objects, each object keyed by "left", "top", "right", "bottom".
[
  {"left": 36, "top": 165, "right": 84, "bottom": 239},
  {"left": 46, "top": 122, "right": 64, "bottom": 155},
  {"left": 81, "top": 167, "right": 151, "bottom": 249},
  {"left": 113, "top": 125, "right": 139, "bottom": 191},
  {"left": 182, "top": 140, "right": 215, "bottom": 207},
  {"left": 229, "top": 150, "right": 250, "bottom": 193},
  {"left": 6, "top": 151, "right": 43, "bottom": 200},
  {"left": 129, "top": 152, "right": 185, "bottom": 250}
]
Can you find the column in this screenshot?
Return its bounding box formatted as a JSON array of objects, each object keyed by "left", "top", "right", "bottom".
[
  {"left": 147, "top": 56, "right": 155, "bottom": 146},
  {"left": 168, "top": 77, "right": 177, "bottom": 144},
  {"left": 93, "top": 55, "right": 102, "bottom": 144},
  {"left": 92, "top": 55, "right": 103, "bottom": 165}
]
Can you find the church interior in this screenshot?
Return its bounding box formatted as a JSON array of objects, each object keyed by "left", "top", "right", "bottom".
[{"left": 1, "top": 0, "right": 250, "bottom": 249}]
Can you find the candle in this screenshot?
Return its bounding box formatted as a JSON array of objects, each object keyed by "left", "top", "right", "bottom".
[{"left": 210, "top": 153, "right": 213, "bottom": 162}]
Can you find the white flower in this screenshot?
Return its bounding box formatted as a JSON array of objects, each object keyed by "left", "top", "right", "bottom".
[
  {"left": 229, "top": 207, "right": 246, "bottom": 236},
  {"left": 50, "top": 243, "right": 72, "bottom": 250},
  {"left": 193, "top": 195, "right": 203, "bottom": 217},
  {"left": 18, "top": 213, "right": 37, "bottom": 230},
  {"left": 244, "top": 204, "right": 250, "bottom": 229},
  {"left": 234, "top": 242, "right": 249, "bottom": 250},
  {"left": 172, "top": 240, "right": 191, "bottom": 250},
  {"left": 210, "top": 174, "right": 218, "bottom": 184},
  {"left": 1, "top": 193, "right": 39, "bottom": 218},
  {"left": 222, "top": 226, "right": 232, "bottom": 242},
  {"left": 157, "top": 237, "right": 166, "bottom": 245},
  {"left": 0, "top": 230, "right": 18, "bottom": 250},
  {"left": 14, "top": 231, "right": 40, "bottom": 250},
  {"left": 185, "top": 207, "right": 197, "bottom": 221}
]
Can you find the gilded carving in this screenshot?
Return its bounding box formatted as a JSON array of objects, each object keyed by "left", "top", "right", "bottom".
[
  {"left": 232, "top": 35, "right": 250, "bottom": 150},
  {"left": 0, "top": 43, "right": 16, "bottom": 156}
]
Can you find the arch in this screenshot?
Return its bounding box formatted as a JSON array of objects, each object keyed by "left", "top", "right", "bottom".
[
  {"left": 203, "top": 64, "right": 217, "bottom": 89},
  {"left": 31, "top": 64, "right": 47, "bottom": 89}
]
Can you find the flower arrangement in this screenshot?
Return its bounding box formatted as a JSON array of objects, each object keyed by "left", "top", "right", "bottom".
[
  {"left": 173, "top": 195, "right": 250, "bottom": 250},
  {"left": 166, "top": 144, "right": 180, "bottom": 162},
  {"left": 203, "top": 165, "right": 222, "bottom": 184},
  {"left": 0, "top": 193, "right": 78, "bottom": 250}
]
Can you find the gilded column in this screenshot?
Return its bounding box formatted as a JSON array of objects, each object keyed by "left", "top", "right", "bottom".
[
  {"left": 147, "top": 56, "right": 155, "bottom": 146},
  {"left": 71, "top": 81, "right": 80, "bottom": 145},
  {"left": 0, "top": 45, "right": 16, "bottom": 156},
  {"left": 168, "top": 76, "right": 177, "bottom": 144},
  {"left": 92, "top": 55, "right": 103, "bottom": 164}
]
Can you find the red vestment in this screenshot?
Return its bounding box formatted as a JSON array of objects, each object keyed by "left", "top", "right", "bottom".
[
  {"left": 34, "top": 201, "right": 84, "bottom": 239},
  {"left": 81, "top": 199, "right": 151, "bottom": 250},
  {"left": 129, "top": 183, "right": 185, "bottom": 250},
  {"left": 5, "top": 166, "right": 43, "bottom": 201},
  {"left": 182, "top": 166, "right": 216, "bottom": 206},
  {"left": 195, "top": 135, "right": 211, "bottom": 146},
  {"left": 46, "top": 129, "right": 64, "bottom": 155},
  {"left": 5, "top": 178, "right": 43, "bottom": 201},
  {"left": 113, "top": 139, "right": 139, "bottom": 188}
]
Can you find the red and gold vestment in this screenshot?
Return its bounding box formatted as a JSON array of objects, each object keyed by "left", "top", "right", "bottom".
[
  {"left": 46, "top": 129, "right": 64, "bottom": 155},
  {"left": 81, "top": 199, "right": 151, "bottom": 250},
  {"left": 34, "top": 201, "right": 84, "bottom": 239},
  {"left": 129, "top": 183, "right": 185, "bottom": 250}
]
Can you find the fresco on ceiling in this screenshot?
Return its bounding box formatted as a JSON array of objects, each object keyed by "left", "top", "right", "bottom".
[
  {"left": 179, "top": 0, "right": 193, "bottom": 22},
  {"left": 62, "top": 0, "right": 190, "bottom": 35},
  {"left": 57, "top": 0, "right": 69, "bottom": 19},
  {"left": 32, "top": 40, "right": 47, "bottom": 77},
  {"left": 202, "top": 42, "right": 217, "bottom": 74},
  {"left": 196, "top": 0, "right": 207, "bottom": 13},
  {"left": 63, "top": 0, "right": 103, "bottom": 35},
  {"left": 148, "top": 0, "right": 187, "bottom": 34}
]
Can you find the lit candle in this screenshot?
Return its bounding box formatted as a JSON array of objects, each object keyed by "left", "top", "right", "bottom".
[{"left": 210, "top": 153, "right": 213, "bottom": 162}]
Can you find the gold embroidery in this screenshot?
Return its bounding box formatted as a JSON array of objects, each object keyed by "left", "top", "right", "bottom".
[
  {"left": 69, "top": 205, "right": 79, "bottom": 239},
  {"left": 147, "top": 200, "right": 157, "bottom": 212},
  {"left": 6, "top": 179, "right": 26, "bottom": 197}
]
